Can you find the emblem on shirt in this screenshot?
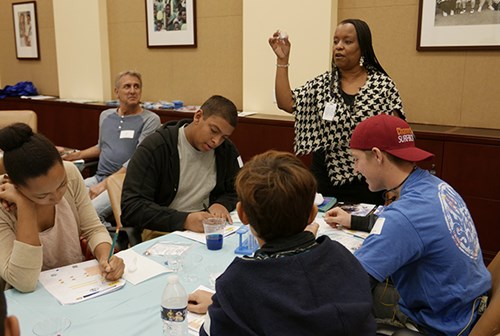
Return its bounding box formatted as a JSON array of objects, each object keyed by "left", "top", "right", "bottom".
[{"left": 438, "top": 183, "right": 480, "bottom": 259}]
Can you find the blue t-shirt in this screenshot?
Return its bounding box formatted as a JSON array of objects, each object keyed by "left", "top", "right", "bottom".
[
  {"left": 355, "top": 168, "right": 491, "bottom": 335},
  {"left": 95, "top": 108, "right": 160, "bottom": 181}
]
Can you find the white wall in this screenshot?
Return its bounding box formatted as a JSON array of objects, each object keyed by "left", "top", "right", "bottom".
[
  {"left": 53, "top": 0, "right": 111, "bottom": 101},
  {"left": 243, "top": 0, "right": 338, "bottom": 115}
]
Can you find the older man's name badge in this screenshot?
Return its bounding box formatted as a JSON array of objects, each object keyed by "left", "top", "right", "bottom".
[
  {"left": 120, "top": 130, "right": 135, "bottom": 139},
  {"left": 322, "top": 103, "right": 337, "bottom": 121}
]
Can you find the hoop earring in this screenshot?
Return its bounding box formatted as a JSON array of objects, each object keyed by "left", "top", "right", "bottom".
[{"left": 359, "top": 56, "right": 365, "bottom": 67}]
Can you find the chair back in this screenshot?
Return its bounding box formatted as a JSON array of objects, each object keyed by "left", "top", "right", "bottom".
[
  {"left": 106, "top": 172, "right": 142, "bottom": 247},
  {"left": 0, "top": 110, "right": 38, "bottom": 174},
  {"left": 470, "top": 252, "right": 500, "bottom": 336},
  {"left": 0, "top": 110, "right": 37, "bottom": 131},
  {"left": 107, "top": 172, "right": 126, "bottom": 229}
]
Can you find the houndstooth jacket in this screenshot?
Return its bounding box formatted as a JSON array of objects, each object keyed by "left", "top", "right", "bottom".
[{"left": 292, "top": 67, "right": 404, "bottom": 186}]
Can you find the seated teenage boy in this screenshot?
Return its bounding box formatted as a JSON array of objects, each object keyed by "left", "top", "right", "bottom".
[
  {"left": 333, "top": 114, "right": 491, "bottom": 335},
  {"left": 187, "top": 150, "right": 376, "bottom": 335},
  {"left": 1, "top": 290, "right": 20, "bottom": 336},
  {"left": 121, "top": 95, "right": 241, "bottom": 233}
]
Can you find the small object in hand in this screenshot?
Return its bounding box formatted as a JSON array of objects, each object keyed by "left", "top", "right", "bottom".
[{"left": 278, "top": 30, "right": 288, "bottom": 40}]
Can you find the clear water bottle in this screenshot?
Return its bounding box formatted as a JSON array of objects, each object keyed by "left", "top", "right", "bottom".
[{"left": 161, "top": 274, "right": 188, "bottom": 336}]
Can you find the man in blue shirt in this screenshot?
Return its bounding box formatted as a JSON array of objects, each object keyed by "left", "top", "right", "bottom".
[
  {"left": 63, "top": 70, "right": 160, "bottom": 227},
  {"left": 342, "top": 114, "right": 491, "bottom": 335}
]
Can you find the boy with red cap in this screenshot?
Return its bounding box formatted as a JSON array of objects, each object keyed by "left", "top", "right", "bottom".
[{"left": 329, "top": 114, "right": 491, "bottom": 335}]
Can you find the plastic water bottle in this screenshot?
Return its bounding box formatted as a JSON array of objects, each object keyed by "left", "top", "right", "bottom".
[{"left": 161, "top": 274, "right": 188, "bottom": 336}]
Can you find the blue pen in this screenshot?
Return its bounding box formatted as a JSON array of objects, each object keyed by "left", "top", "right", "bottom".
[
  {"left": 337, "top": 225, "right": 367, "bottom": 240},
  {"left": 108, "top": 227, "right": 119, "bottom": 261}
]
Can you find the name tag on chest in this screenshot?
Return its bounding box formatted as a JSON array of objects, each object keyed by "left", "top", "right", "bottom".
[
  {"left": 120, "top": 130, "right": 135, "bottom": 139},
  {"left": 322, "top": 102, "right": 337, "bottom": 121}
]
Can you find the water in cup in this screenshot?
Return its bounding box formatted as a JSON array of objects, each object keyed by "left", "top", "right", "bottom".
[{"left": 203, "top": 218, "right": 226, "bottom": 251}]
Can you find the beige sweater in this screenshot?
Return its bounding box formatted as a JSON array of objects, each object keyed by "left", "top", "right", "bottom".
[{"left": 0, "top": 161, "right": 111, "bottom": 292}]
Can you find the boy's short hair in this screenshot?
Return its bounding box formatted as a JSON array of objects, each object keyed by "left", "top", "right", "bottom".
[
  {"left": 200, "top": 95, "right": 238, "bottom": 128},
  {"left": 235, "top": 150, "right": 317, "bottom": 242}
]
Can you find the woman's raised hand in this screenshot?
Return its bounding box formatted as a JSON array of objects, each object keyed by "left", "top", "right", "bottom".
[{"left": 269, "top": 30, "right": 291, "bottom": 60}]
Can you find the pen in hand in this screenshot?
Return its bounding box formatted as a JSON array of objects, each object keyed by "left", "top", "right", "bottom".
[
  {"left": 108, "top": 227, "right": 119, "bottom": 262},
  {"left": 203, "top": 203, "right": 212, "bottom": 214}
]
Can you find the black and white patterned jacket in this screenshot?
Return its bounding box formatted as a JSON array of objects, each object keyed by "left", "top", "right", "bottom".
[{"left": 292, "top": 68, "right": 404, "bottom": 186}]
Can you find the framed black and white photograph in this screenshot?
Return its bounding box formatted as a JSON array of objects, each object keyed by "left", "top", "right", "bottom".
[
  {"left": 417, "top": 0, "right": 500, "bottom": 51},
  {"left": 12, "top": 1, "right": 40, "bottom": 59},
  {"left": 145, "top": 0, "right": 197, "bottom": 48}
]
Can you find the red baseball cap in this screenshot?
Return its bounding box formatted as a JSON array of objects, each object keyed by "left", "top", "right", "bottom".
[{"left": 350, "top": 114, "right": 434, "bottom": 162}]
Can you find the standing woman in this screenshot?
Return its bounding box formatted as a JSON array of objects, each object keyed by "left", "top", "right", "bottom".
[
  {"left": 269, "top": 19, "right": 404, "bottom": 204},
  {"left": 0, "top": 123, "right": 124, "bottom": 292}
]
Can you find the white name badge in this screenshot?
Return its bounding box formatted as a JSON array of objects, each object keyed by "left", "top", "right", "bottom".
[
  {"left": 322, "top": 102, "right": 337, "bottom": 121},
  {"left": 370, "top": 218, "right": 385, "bottom": 235},
  {"left": 120, "top": 130, "right": 135, "bottom": 139}
]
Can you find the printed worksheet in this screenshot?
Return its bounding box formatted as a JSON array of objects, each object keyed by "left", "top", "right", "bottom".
[
  {"left": 172, "top": 225, "right": 239, "bottom": 244},
  {"left": 315, "top": 218, "right": 364, "bottom": 253},
  {"left": 38, "top": 259, "right": 126, "bottom": 305}
]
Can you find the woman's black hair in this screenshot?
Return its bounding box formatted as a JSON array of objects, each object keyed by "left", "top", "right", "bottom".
[
  {"left": 339, "top": 18, "right": 388, "bottom": 76},
  {"left": 0, "top": 123, "right": 62, "bottom": 186}
]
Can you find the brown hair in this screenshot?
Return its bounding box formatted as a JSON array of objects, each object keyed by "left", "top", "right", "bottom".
[{"left": 235, "top": 150, "right": 317, "bottom": 242}]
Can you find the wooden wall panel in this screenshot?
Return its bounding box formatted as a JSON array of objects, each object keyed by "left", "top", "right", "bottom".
[{"left": 414, "top": 138, "right": 444, "bottom": 177}]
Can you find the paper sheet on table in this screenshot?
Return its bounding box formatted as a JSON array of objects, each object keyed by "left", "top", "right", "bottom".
[
  {"left": 56, "top": 98, "right": 96, "bottom": 104},
  {"left": 20, "top": 95, "right": 56, "bottom": 100},
  {"left": 143, "top": 241, "right": 192, "bottom": 257},
  {"left": 237, "top": 111, "right": 257, "bottom": 117},
  {"left": 116, "top": 249, "right": 170, "bottom": 285},
  {"left": 171, "top": 225, "right": 239, "bottom": 244},
  {"left": 315, "top": 218, "right": 365, "bottom": 253},
  {"left": 230, "top": 211, "right": 242, "bottom": 224},
  {"left": 38, "top": 259, "right": 126, "bottom": 305},
  {"left": 188, "top": 285, "right": 215, "bottom": 335}
]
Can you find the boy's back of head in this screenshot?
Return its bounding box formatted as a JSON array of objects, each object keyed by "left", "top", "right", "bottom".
[{"left": 235, "top": 150, "right": 317, "bottom": 242}]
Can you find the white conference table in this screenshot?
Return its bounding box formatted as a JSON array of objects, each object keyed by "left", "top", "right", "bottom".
[
  {"left": 5, "top": 227, "right": 242, "bottom": 336},
  {"left": 5, "top": 215, "right": 362, "bottom": 336}
]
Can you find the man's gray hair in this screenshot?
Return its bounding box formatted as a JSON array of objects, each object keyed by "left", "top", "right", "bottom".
[{"left": 114, "top": 70, "right": 142, "bottom": 89}]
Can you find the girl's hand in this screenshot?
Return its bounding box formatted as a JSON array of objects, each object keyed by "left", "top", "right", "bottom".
[{"left": 0, "top": 176, "right": 29, "bottom": 211}]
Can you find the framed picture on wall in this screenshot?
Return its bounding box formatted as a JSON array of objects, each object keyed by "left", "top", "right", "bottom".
[
  {"left": 12, "top": 1, "right": 40, "bottom": 59},
  {"left": 417, "top": 0, "right": 500, "bottom": 51},
  {"left": 145, "top": 0, "right": 197, "bottom": 48}
]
